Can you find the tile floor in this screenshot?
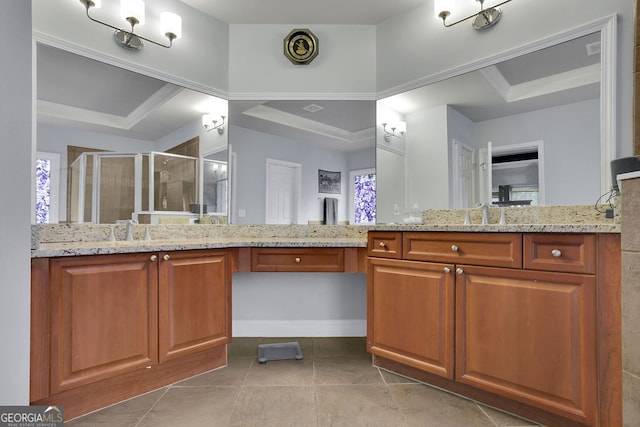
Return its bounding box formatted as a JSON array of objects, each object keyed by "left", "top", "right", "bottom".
[{"left": 67, "top": 337, "right": 542, "bottom": 426}]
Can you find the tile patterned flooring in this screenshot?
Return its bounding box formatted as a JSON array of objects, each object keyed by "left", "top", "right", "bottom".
[{"left": 67, "top": 337, "right": 542, "bottom": 426}]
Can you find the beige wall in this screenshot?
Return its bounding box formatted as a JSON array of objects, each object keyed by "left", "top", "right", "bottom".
[
  {"left": 626, "top": 1, "right": 640, "bottom": 425},
  {"left": 622, "top": 177, "right": 640, "bottom": 426}
]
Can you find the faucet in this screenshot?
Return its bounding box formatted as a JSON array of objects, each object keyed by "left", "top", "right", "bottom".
[
  {"left": 125, "top": 220, "right": 138, "bottom": 241},
  {"left": 476, "top": 203, "right": 490, "bottom": 225}
]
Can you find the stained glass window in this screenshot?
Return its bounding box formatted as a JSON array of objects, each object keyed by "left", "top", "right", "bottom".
[
  {"left": 353, "top": 172, "right": 376, "bottom": 224},
  {"left": 35, "top": 152, "right": 60, "bottom": 224},
  {"left": 35, "top": 158, "right": 51, "bottom": 224}
]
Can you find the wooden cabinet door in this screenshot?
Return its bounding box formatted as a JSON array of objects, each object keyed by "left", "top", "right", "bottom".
[
  {"left": 455, "top": 265, "right": 597, "bottom": 425},
  {"left": 49, "top": 253, "right": 158, "bottom": 394},
  {"left": 367, "top": 257, "right": 455, "bottom": 378},
  {"left": 158, "top": 250, "right": 231, "bottom": 363}
]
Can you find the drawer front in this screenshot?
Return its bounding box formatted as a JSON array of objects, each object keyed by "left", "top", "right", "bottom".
[
  {"left": 404, "top": 232, "right": 522, "bottom": 268},
  {"left": 524, "top": 234, "right": 596, "bottom": 274},
  {"left": 368, "top": 232, "right": 402, "bottom": 259},
  {"left": 251, "top": 248, "right": 344, "bottom": 272}
]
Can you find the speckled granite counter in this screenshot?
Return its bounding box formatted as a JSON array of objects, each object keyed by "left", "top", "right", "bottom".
[{"left": 32, "top": 205, "right": 620, "bottom": 258}]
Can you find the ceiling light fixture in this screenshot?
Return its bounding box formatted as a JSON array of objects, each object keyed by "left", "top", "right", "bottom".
[
  {"left": 381, "top": 122, "right": 406, "bottom": 142},
  {"left": 435, "top": 0, "right": 511, "bottom": 30},
  {"left": 202, "top": 114, "right": 226, "bottom": 135},
  {"left": 79, "top": 0, "right": 182, "bottom": 50}
]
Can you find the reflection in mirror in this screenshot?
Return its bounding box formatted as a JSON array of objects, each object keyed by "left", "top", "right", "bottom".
[
  {"left": 376, "top": 31, "right": 606, "bottom": 224},
  {"left": 35, "top": 43, "right": 228, "bottom": 224},
  {"left": 228, "top": 100, "right": 376, "bottom": 225}
]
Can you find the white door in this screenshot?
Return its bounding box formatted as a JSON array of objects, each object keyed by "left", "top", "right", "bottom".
[
  {"left": 265, "top": 158, "right": 301, "bottom": 224},
  {"left": 452, "top": 140, "right": 475, "bottom": 208}
]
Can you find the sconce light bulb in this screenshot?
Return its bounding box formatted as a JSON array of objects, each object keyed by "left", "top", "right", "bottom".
[
  {"left": 121, "top": 0, "right": 145, "bottom": 26},
  {"left": 161, "top": 12, "right": 182, "bottom": 40}
]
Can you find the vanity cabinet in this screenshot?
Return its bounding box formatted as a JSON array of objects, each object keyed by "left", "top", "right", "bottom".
[
  {"left": 31, "top": 249, "right": 232, "bottom": 420},
  {"left": 367, "top": 231, "right": 621, "bottom": 427}
]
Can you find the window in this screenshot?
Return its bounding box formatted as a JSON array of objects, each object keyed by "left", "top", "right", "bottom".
[
  {"left": 35, "top": 151, "right": 60, "bottom": 223},
  {"left": 349, "top": 168, "right": 376, "bottom": 224}
]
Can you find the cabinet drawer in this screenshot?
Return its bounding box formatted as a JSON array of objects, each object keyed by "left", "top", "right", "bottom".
[
  {"left": 251, "top": 248, "right": 344, "bottom": 272},
  {"left": 368, "top": 232, "right": 402, "bottom": 259},
  {"left": 524, "top": 234, "right": 596, "bottom": 274},
  {"left": 404, "top": 232, "right": 522, "bottom": 268}
]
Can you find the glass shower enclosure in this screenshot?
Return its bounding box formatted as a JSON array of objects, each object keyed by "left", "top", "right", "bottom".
[{"left": 68, "top": 151, "right": 228, "bottom": 224}]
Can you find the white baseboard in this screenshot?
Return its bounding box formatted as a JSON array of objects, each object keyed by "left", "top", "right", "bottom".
[{"left": 232, "top": 319, "right": 366, "bottom": 337}]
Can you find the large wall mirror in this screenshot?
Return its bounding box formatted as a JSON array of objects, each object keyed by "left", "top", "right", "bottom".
[
  {"left": 376, "top": 18, "right": 615, "bottom": 224},
  {"left": 35, "top": 43, "right": 229, "bottom": 225},
  {"left": 228, "top": 100, "right": 376, "bottom": 225}
]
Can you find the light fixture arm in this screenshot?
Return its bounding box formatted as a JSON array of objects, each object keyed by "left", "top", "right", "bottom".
[
  {"left": 79, "top": 0, "right": 178, "bottom": 49},
  {"left": 438, "top": 0, "right": 511, "bottom": 29},
  {"left": 203, "top": 115, "right": 226, "bottom": 135},
  {"left": 381, "top": 123, "right": 405, "bottom": 142}
]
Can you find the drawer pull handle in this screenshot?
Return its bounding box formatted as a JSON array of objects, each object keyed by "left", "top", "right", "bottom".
[
  {"left": 551, "top": 249, "right": 562, "bottom": 257},
  {"left": 443, "top": 267, "right": 451, "bottom": 274},
  {"left": 294, "top": 257, "right": 301, "bottom": 263},
  {"left": 456, "top": 268, "right": 464, "bottom": 275},
  {"left": 150, "top": 255, "right": 157, "bottom": 262},
  {"left": 379, "top": 241, "right": 386, "bottom": 248},
  {"left": 163, "top": 254, "right": 170, "bottom": 261},
  {"left": 451, "top": 245, "right": 459, "bottom": 252}
]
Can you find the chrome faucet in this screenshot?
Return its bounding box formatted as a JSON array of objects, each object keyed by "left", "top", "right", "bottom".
[
  {"left": 125, "top": 220, "right": 138, "bottom": 241},
  {"left": 476, "top": 203, "right": 490, "bottom": 225}
]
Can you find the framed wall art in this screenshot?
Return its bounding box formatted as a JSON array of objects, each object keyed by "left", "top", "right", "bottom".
[{"left": 318, "top": 169, "right": 341, "bottom": 194}]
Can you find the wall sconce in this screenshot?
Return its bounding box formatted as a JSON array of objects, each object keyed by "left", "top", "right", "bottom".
[
  {"left": 79, "top": 0, "right": 182, "bottom": 50},
  {"left": 435, "top": 0, "right": 511, "bottom": 30},
  {"left": 381, "top": 122, "right": 406, "bottom": 142},
  {"left": 202, "top": 114, "right": 226, "bottom": 135}
]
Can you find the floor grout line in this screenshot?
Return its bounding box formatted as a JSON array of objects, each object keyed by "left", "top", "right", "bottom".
[{"left": 133, "top": 387, "right": 170, "bottom": 427}]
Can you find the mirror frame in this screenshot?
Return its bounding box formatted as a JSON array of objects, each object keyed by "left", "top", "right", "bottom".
[{"left": 376, "top": 14, "right": 617, "bottom": 197}]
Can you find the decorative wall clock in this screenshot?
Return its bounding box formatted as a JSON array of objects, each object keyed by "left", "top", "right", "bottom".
[{"left": 284, "top": 29, "right": 319, "bottom": 65}]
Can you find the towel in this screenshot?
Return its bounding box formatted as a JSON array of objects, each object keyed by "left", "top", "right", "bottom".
[{"left": 324, "top": 197, "right": 338, "bottom": 225}]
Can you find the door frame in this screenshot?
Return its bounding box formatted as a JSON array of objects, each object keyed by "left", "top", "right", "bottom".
[{"left": 491, "top": 141, "right": 545, "bottom": 205}]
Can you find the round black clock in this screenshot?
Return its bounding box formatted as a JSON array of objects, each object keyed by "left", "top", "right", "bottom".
[{"left": 284, "top": 29, "right": 319, "bottom": 65}]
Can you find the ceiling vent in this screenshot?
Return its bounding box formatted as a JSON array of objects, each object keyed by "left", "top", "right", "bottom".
[{"left": 302, "top": 103, "right": 324, "bottom": 113}]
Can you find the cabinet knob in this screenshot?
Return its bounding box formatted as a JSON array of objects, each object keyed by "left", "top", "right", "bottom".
[
  {"left": 443, "top": 267, "right": 451, "bottom": 274},
  {"left": 456, "top": 268, "right": 464, "bottom": 275},
  {"left": 551, "top": 249, "right": 562, "bottom": 257},
  {"left": 451, "top": 245, "right": 459, "bottom": 252},
  {"left": 163, "top": 254, "right": 170, "bottom": 261},
  {"left": 379, "top": 241, "right": 386, "bottom": 248},
  {"left": 150, "top": 255, "right": 157, "bottom": 262},
  {"left": 294, "top": 257, "right": 301, "bottom": 263}
]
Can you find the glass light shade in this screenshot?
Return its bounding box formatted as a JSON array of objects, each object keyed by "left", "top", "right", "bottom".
[
  {"left": 396, "top": 121, "right": 407, "bottom": 134},
  {"left": 121, "top": 0, "right": 145, "bottom": 25},
  {"left": 161, "top": 12, "right": 182, "bottom": 39},
  {"left": 202, "top": 114, "right": 213, "bottom": 127},
  {"left": 434, "top": 0, "right": 454, "bottom": 18}
]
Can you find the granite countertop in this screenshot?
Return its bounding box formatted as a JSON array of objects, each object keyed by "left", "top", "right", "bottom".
[
  {"left": 32, "top": 236, "right": 368, "bottom": 258},
  {"left": 30, "top": 205, "right": 620, "bottom": 258}
]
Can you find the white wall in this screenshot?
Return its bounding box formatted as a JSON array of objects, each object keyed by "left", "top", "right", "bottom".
[
  {"left": 228, "top": 25, "right": 376, "bottom": 97},
  {"left": 406, "top": 105, "right": 449, "bottom": 209},
  {"left": 32, "top": 0, "right": 229, "bottom": 96},
  {"left": 0, "top": 0, "right": 31, "bottom": 405},
  {"left": 230, "top": 125, "right": 374, "bottom": 224},
  {"left": 232, "top": 273, "right": 366, "bottom": 337},
  {"left": 475, "top": 99, "right": 601, "bottom": 205}
]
